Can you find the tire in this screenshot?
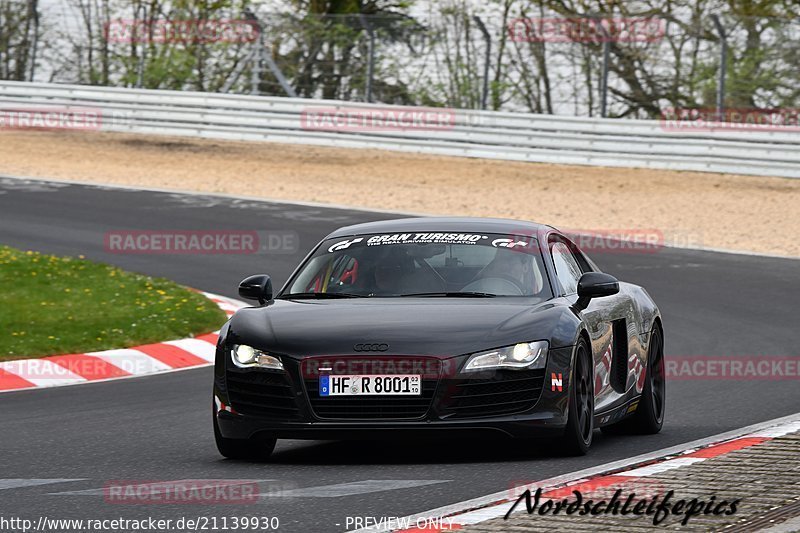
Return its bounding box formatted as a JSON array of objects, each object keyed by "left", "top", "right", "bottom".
[
  {"left": 213, "top": 403, "right": 277, "bottom": 460},
  {"left": 558, "top": 337, "right": 594, "bottom": 455},
  {"left": 602, "top": 326, "right": 665, "bottom": 435},
  {"left": 628, "top": 326, "right": 665, "bottom": 433}
]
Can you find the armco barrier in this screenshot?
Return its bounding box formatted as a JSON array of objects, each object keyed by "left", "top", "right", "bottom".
[{"left": 1, "top": 81, "right": 798, "bottom": 178}]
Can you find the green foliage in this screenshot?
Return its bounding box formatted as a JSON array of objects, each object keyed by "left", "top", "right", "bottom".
[
  {"left": 0, "top": 245, "right": 227, "bottom": 359},
  {"left": 5, "top": 0, "right": 798, "bottom": 115}
]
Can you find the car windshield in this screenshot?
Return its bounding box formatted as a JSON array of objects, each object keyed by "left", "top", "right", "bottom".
[{"left": 282, "top": 232, "right": 553, "bottom": 299}]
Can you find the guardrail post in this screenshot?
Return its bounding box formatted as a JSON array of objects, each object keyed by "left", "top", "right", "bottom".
[
  {"left": 251, "top": 34, "right": 263, "bottom": 95},
  {"left": 710, "top": 15, "right": 727, "bottom": 121},
  {"left": 472, "top": 16, "right": 491, "bottom": 110},
  {"left": 135, "top": 4, "right": 146, "bottom": 88},
  {"left": 359, "top": 14, "right": 376, "bottom": 103},
  {"left": 598, "top": 20, "right": 611, "bottom": 118}
]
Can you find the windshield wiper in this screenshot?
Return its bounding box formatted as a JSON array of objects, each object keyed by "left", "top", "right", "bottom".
[
  {"left": 279, "top": 292, "right": 366, "bottom": 299},
  {"left": 400, "top": 291, "right": 496, "bottom": 298}
]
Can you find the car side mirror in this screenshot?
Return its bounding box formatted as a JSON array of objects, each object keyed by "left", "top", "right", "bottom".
[
  {"left": 238, "top": 274, "right": 273, "bottom": 305},
  {"left": 576, "top": 272, "right": 619, "bottom": 309}
]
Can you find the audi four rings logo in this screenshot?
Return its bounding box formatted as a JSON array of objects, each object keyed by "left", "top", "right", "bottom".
[{"left": 353, "top": 343, "right": 389, "bottom": 352}]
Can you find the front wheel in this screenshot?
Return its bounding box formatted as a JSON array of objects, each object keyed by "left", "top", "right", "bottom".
[
  {"left": 213, "top": 403, "right": 276, "bottom": 460},
  {"left": 558, "top": 337, "right": 594, "bottom": 455}
]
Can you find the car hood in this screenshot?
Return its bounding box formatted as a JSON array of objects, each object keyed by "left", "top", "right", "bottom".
[{"left": 226, "top": 298, "right": 577, "bottom": 357}]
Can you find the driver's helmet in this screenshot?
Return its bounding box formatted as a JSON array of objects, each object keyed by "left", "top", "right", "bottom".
[
  {"left": 475, "top": 248, "right": 536, "bottom": 294},
  {"left": 354, "top": 245, "right": 409, "bottom": 295}
]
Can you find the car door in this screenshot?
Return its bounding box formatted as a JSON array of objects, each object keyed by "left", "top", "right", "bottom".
[{"left": 548, "top": 235, "right": 638, "bottom": 413}]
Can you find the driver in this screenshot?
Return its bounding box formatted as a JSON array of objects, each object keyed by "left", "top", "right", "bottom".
[
  {"left": 472, "top": 249, "right": 535, "bottom": 294},
  {"left": 354, "top": 246, "right": 407, "bottom": 295}
]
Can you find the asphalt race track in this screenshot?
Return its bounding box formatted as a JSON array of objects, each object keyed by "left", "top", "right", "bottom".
[{"left": 1, "top": 177, "right": 799, "bottom": 532}]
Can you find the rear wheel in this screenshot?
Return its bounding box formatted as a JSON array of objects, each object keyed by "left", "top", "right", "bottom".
[
  {"left": 629, "top": 326, "right": 665, "bottom": 433},
  {"left": 213, "top": 403, "right": 276, "bottom": 460},
  {"left": 558, "top": 337, "right": 594, "bottom": 455},
  {"left": 602, "top": 326, "right": 665, "bottom": 435}
]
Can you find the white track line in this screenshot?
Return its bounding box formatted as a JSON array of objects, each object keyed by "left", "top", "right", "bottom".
[
  {"left": 50, "top": 479, "right": 448, "bottom": 499},
  {"left": 273, "top": 480, "right": 450, "bottom": 498},
  {"left": 52, "top": 479, "right": 275, "bottom": 496},
  {"left": 0, "top": 479, "right": 85, "bottom": 491}
]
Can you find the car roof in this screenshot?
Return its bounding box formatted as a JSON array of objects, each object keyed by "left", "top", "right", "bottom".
[{"left": 325, "top": 217, "right": 556, "bottom": 239}]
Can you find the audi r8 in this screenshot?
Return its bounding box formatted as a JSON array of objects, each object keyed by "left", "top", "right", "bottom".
[{"left": 213, "top": 217, "right": 665, "bottom": 458}]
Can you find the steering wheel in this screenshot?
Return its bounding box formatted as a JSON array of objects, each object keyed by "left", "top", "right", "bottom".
[{"left": 461, "top": 276, "right": 524, "bottom": 296}]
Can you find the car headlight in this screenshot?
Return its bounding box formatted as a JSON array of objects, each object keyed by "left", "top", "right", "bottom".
[
  {"left": 231, "top": 344, "right": 284, "bottom": 371},
  {"left": 462, "top": 341, "right": 548, "bottom": 372}
]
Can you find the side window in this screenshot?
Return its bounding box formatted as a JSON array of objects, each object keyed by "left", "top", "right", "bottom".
[
  {"left": 564, "top": 239, "right": 594, "bottom": 273},
  {"left": 550, "top": 241, "right": 582, "bottom": 295}
]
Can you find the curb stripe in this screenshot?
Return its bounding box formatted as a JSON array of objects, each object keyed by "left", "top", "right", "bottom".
[
  {"left": 746, "top": 420, "right": 800, "bottom": 438},
  {"left": 0, "top": 368, "right": 35, "bottom": 390},
  {"left": 85, "top": 348, "right": 172, "bottom": 374},
  {"left": 685, "top": 436, "right": 768, "bottom": 458},
  {"left": 135, "top": 343, "right": 208, "bottom": 369},
  {"left": 162, "top": 338, "right": 217, "bottom": 362},
  {"left": 0, "top": 359, "right": 86, "bottom": 387},
  {"left": 47, "top": 353, "right": 130, "bottom": 380},
  {"left": 0, "top": 292, "right": 244, "bottom": 393},
  {"left": 195, "top": 332, "right": 221, "bottom": 345},
  {"left": 542, "top": 475, "right": 630, "bottom": 498},
  {"left": 614, "top": 456, "right": 705, "bottom": 477}
]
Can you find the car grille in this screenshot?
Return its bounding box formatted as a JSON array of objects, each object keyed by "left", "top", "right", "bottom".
[
  {"left": 442, "top": 369, "right": 546, "bottom": 418},
  {"left": 226, "top": 370, "right": 301, "bottom": 419},
  {"left": 304, "top": 357, "right": 441, "bottom": 420}
]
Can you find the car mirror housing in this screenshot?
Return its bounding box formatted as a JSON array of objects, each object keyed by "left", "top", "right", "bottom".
[
  {"left": 576, "top": 272, "right": 619, "bottom": 309},
  {"left": 238, "top": 274, "right": 273, "bottom": 305}
]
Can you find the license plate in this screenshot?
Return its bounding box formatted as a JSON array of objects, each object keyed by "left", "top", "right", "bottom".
[{"left": 319, "top": 375, "right": 421, "bottom": 396}]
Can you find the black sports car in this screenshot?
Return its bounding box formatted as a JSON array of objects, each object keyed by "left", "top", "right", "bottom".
[{"left": 213, "top": 217, "right": 664, "bottom": 458}]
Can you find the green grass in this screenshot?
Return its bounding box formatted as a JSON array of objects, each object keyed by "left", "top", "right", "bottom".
[{"left": 0, "top": 245, "right": 228, "bottom": 360}]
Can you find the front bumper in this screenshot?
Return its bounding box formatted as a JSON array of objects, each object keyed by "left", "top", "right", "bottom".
[{"left": 214, "top": 347, "right": 574, "bottom": 440}]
